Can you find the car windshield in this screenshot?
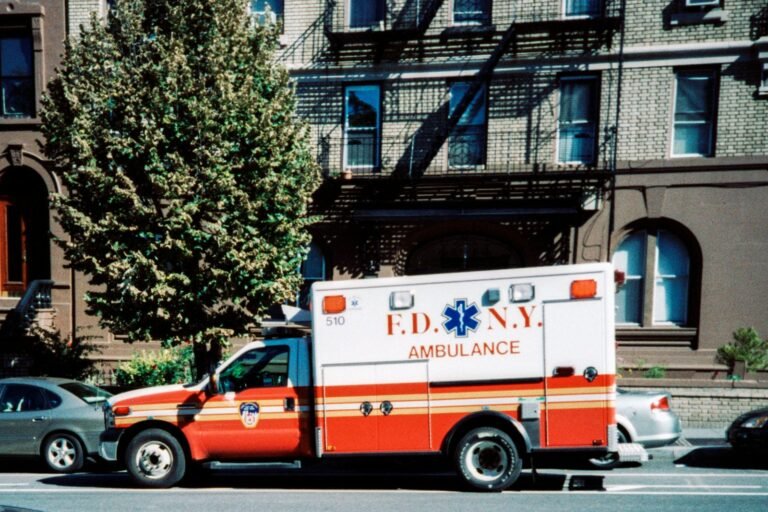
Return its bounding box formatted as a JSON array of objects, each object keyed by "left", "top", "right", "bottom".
[{"left": 58, "top": 382, "right": 112, "bottom": 404}]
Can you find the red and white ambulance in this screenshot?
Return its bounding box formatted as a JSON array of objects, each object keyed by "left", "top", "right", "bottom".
[{"left": 99, "top": 263, "right": 618, "bottom": 490}]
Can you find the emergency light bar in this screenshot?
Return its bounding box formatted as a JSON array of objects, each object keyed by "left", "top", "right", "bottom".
[
  {"left": 389, "top": 291, "right": 414, "bottom": 310},
  {"left": 509, "top": 284, "right": 534, "bottom": 303},
  {"left": 571, "top": 279, "right": 597, "bottom": 299},
  {"left": 322, "top": 295, "right": 346, "bottom": 314}
]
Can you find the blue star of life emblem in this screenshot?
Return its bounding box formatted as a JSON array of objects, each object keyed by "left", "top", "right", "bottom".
[{"left": 442, "top": 299, "right": 481, "bottom": 338}]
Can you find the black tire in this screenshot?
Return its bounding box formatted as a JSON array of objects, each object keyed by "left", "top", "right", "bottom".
[
  {"left": 42, "top": 433, "right": 85, "bottom": 473},
  {"left": 454, "top": 427, "right": 522, "bottom": 491},
  {"left": 588, "top": 429, "right": 629, "bottom": 469},
  {"left": 125, "top": 428, "right": 186, "bottom": 488}
]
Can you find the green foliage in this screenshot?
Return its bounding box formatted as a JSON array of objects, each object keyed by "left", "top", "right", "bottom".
[
  {"left": 26, "top": 327, "right": 99, "bottom": 381},
  {"left": 716, "top": 327, "right": 768, "bottom": 373},
  {"left": 643, "top": 365, "right": 667, "bottom": 379},
  {"left": 40, "top": 1, "right": 320, "bottom": 362},
  {"left": 114, "top": 344, "right": 194, "bottom": 387}
]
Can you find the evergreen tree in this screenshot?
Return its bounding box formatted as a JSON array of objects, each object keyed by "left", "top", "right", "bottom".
[{"left": 41, "top": 0, "right": 320, "bottom": 377}]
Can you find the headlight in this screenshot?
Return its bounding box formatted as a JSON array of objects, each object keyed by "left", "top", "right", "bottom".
[
  {"left": 103, "top": 402, "right": 115, "bottom": 429},
  {"left": 741, "top": 415, "right": 768, "bottom": 429}
]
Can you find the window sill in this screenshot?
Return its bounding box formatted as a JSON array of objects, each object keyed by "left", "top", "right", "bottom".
[
  {"left": 669, "top": 8, "right": 729, "bottom": 27},
  {"left": 0, "top": 117, "right": 41, "bottom": 128},
  {"left": 616, "top": 326, "right": 697, "bottom": 347}
]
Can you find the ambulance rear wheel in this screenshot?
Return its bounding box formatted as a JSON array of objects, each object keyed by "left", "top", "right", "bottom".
[
  {"left": 126, "top": 428, "right": 186, "bottom": 488},
  {"left": 455, "top": 427, "right": 522, "bottom": 491}
]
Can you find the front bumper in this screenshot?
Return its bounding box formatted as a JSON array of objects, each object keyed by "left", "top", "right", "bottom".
[{"left": 99, "top": 428, "right": 124, "bottom": 461}]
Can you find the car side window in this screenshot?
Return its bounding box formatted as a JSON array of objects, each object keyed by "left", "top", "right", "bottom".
[
  {"left": 0, "top": 384, "right": 49, "bottom": 412},
  {"left": 43, "top": 390, "right": 62, "bottom": 408},
  {"left": 218, "top": 346, "right": 289, "bottom": 392}
]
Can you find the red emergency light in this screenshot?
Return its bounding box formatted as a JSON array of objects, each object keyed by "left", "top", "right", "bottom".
[
  {"left": 571, "top": 279, "right": 597, "bottom": 299},
  {"left": 322, "top": 295, "right": 346, "bottom": 314}
]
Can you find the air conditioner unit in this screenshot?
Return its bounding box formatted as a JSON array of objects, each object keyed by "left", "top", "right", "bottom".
[{"left": 684, "top": 0, "right": 720, "bottom": 7}]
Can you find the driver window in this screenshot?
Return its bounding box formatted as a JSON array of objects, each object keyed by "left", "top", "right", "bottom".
[{"left": 218, "top": 346, "right": 289, "bottom": 392}]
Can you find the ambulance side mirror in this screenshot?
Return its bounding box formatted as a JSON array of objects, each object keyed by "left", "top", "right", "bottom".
[{"left": 207, "top": 373, "right": 220, "bottom": 396}]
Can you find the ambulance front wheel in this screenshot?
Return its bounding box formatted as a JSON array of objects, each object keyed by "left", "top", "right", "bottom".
[
  {"left": 126, "top": 428, "right": 186, "bottom": 488},
  {"left": 455, "top": 427, "right": 522, "bottom": 491}
]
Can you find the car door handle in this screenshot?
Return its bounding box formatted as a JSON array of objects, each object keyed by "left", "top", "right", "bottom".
[
  {"left": 32, "top": 416, "right": 49, "bottom": 422},
  {"left": 284, "top": 397, "right": 295, "bottom": 412}
]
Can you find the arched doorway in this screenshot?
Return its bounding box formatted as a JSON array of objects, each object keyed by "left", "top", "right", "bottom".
[
  {"left": 405, "top": 235, "right": 521, "bottom": 275},
  {"left": 0, "top": 167, "right": 50, "bottom": 297}
]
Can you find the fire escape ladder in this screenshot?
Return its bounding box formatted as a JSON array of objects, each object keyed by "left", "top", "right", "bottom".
[{"left": 412, "top": 20, "right": 518, "bottom": 176}]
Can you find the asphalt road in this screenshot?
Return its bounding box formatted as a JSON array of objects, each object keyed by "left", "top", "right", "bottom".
[{"left": 0, "top": 447, "right": 766, "bottom": 512}]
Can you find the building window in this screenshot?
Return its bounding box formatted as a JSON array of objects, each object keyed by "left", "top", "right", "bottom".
[
  {"left": 298, "top": 242, "right": 326, "bottom": 309},
  {"left": 349, "top": 0, "right": 385, "bottom": 29},
  {"left": 249, "top": 0, "right": 284, "bottom": 25},
  {"left": 453, "top": 0, "right": 491, "bottom": 25},
  {"left": 0, "top": 29, "right": 34, "bottom": 118},
  {"left": 613, "top": 229, "right": 691, "bottom": 327},
  {"left": 344, "top": 84, "right": 381, "bottom": 170},
  {"left": 564, "top": 0, "right": 603, "bottom": 18},
  {"left": 558, "top": 76, "right": 598, "bottom": 164},
  {"left": 449, "top": 82, "right": 487, "bottom": 167},
  {"left": 672, "top": 69, "right": 717, "bottom": 157}
]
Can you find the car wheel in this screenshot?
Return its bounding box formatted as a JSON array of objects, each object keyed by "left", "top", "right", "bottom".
[
  {"left": 455, "top": 427, "right": 522, "bottom": 491},
  {"left": 589, "top": 429, "right": 629, "bottom": 469},
  {"left": 125, "top": 428, "right": 186, "bottom": 488},
  {"left": 43, "top": 433, "right": 85, "bottom": 473}
]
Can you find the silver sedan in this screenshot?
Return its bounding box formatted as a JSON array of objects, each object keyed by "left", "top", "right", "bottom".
[
  {"left": 590, "top": 387, "right": 682, "bottom": 468},
  {"left": 0, "top": 377, "right": 111, "bottom": 472}
]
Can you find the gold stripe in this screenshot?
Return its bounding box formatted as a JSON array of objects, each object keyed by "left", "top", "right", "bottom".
[
  {"left": 544, "top": 387, "right": 613, "bottom": 396},
  {"left": 543, "top": 401, "right": 614, "bottom": 410}
]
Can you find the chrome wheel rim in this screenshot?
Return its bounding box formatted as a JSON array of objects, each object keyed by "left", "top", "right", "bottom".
[
  {"left": 46, "top": 437, "right": 77, "bottom": 470},
  {"left": 135, "top": 440, "right": 174, "bottom": 480},
  {"left": 464, "top": 439, "right": 509, "bottom": 483}
]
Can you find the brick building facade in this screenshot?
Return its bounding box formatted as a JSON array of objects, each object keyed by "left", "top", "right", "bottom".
[{"left": 1, "top": 1, "right": 767, "bottom": 377}]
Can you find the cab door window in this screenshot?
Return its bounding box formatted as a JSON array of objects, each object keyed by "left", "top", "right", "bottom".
[{"left": 218, "top": 346, "right": 289, "bottom": 392}]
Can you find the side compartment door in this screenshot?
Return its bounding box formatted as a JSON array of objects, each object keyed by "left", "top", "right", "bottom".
[
  {"left": 375, "top": 361, "right": 430, "bottom": 452},
  {"left": 543, "top": 299, "right": 610, "bottom": 448},
  {"left": 322, "top": 361, "right": 430, "bottom": 454}
]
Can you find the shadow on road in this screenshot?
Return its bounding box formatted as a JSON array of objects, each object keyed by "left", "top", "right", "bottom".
[{"left": 675, "top": 447, "right": 768, "bottom": 470}]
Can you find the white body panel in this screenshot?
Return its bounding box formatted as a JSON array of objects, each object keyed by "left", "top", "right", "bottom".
[{"left": 311, "top": 263, "right": 616, "bottom": 385}]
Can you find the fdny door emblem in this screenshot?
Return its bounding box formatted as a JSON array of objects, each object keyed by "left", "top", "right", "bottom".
[
  {"left": 442, "top": 299, "right": 481, "bottom": 338},
  {"left": 239, "top": 402, "right": 260, "bottom": 429}
]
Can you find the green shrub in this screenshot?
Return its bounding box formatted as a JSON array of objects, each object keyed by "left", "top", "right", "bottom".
[
  {"left": 114, "top": 344, "right": 194, "bottom": 388},
  {"left": 27, "top": 327, "right": 99, "bottom": 381},
  {"left": 716, "top": 327, "right": 768, "bottom": 373},
  {"left": 644, "top": 365, "right": 667, "bottom": 379}
]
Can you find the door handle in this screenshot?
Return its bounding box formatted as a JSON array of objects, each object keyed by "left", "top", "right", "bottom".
[
  {"left": 283, "top": 397, "right": 295, "bottom": 412},
  {"left": 32, "top": 416, "right": 49, "bottom": 422},
  {"left": 553, "top": 366, "right": 575, "bottom": 377}
]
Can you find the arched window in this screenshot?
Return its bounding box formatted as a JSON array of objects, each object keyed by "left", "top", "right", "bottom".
[
  {"left": 613, "top": 229, "right": 691, "bottom": 327},
  {"left": 405, "top": 235, "right": 521, "bottom": 275}
]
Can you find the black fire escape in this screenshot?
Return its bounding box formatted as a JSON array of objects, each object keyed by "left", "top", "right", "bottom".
[{"left": 309, "top": 0, "right": 625, "bottom": 247}]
